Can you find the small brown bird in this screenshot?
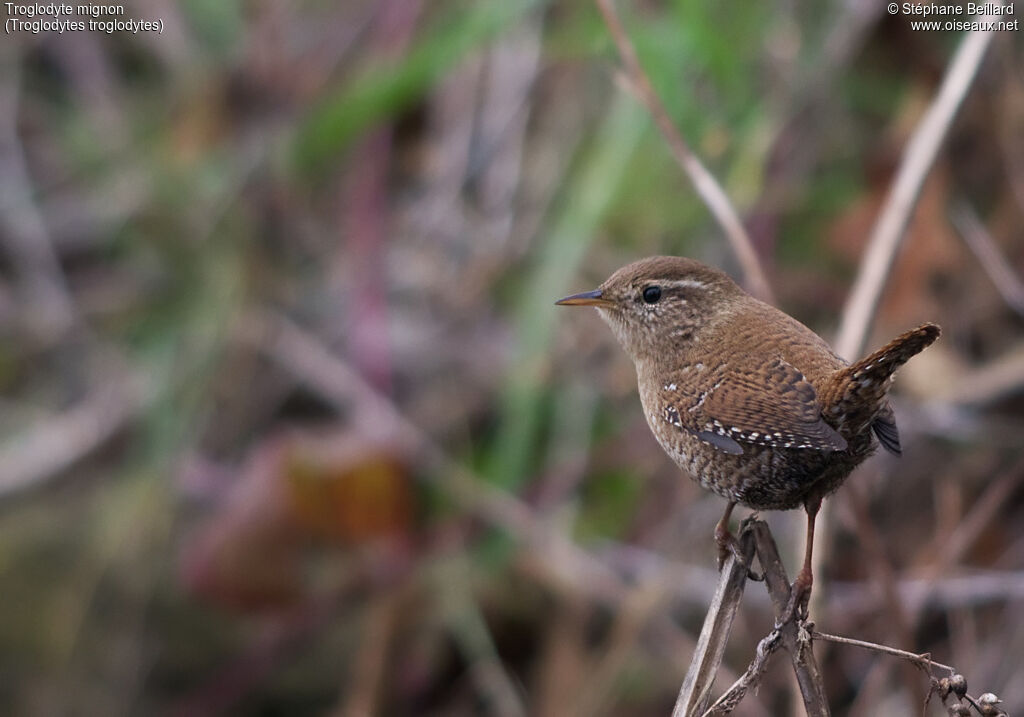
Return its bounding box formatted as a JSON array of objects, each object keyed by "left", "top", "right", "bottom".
[{"left": 557, "top": 256, "right": 939, "bottom": 618}]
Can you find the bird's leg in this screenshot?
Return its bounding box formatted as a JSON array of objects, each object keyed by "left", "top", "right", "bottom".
[
  {"left": 714, "top": 501, "right": 763, "bottom": 581},
  {"left": 714, "top": 501, "right": 738, "bottom": 570},
  {"left": 783, "top": 496, "right": 822, "bottom": 623}
]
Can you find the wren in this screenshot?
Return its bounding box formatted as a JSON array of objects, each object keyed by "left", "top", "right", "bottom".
[{"left": 557, "top": 256, "right": 939, "bottom": 618}]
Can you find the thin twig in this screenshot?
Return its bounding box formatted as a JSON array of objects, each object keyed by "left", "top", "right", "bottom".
[
  {"left": 817, "top": 633, "right": 1009, "bottom": 715},
  {"left": 701, "top": 629, "right": 783, "bottom": 717},
  {"left": 844, "top": 481, "right": 928, "bottom": 705},
  {"left": 812, "top": 630, "right": 954, "bottom": 674},
  {"left": 593, "top": 0, "right": 773, "bottom": 304},
  {"left": 819, "top": 636, "right": 1011, "bottom": 715},
  {"left": 672, "top": 524, "right": 757, "bottom": 717},
  {"left": 816, "top": 635, "right": 1010, "bottom": 717},
  {"left": 674, "top": 520, "right": 831, "bottom": 716},
  {"left": 750, "top": 522, "right": 830, "bottom": 716}
]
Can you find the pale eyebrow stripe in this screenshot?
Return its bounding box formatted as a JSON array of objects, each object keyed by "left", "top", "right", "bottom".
[{"left": 660, "top": 279, "right": 707, "bottom": 290}]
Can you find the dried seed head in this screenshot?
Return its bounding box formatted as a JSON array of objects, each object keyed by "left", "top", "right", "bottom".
[
  {"left": 978, "top": 693, "right": 1005, "bottom": 717},
  {"left": 937, "top": 673, "right": 968, "bottom": 701},
  {"left": 937, "top": 677, "right": 950, "bottom": 700}
]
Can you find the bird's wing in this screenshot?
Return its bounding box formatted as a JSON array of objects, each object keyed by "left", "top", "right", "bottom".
[{"left": 674, "top": 359, "right": 847, "bottom": 455}]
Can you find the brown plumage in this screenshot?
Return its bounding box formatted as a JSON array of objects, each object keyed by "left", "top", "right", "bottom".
[{"left": 557, "top": 256, "right": 940, "bottom": 618}]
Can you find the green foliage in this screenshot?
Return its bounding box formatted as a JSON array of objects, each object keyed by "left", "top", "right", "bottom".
[
  {"left": 575, "top": 469, "right": 640, "bottom": 541},
  {"left": 293, "top": 0, "right": 546, "bottom": 174},
  {"left": 842, "top": 69, "right": 908, "bottom": 121},
  {"left": 642, "top": 1, "right": 772, "bottom": 137},
  {"left": 180, "top": 0, "right": 243, "bottom": 52}
]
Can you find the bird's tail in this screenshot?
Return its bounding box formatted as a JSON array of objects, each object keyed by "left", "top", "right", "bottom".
[
  {"left": 846, "top": 323, "right": 941, "bottom": 388},
  {"left": 823, "top": 323, "right": 941, "bottom": 452}
]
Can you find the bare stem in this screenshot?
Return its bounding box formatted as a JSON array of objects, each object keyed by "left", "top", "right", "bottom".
[
  {"left": 672, "top": 525, "right": 757, "bottom": 717},
  {"left": 812, "top": 631, "right": 1006, "bottom": 716},
  {"left": 812, "top": 631, "right": 955, "bottom": 674},
  {"left": 674, "top": 520, "right": 830, "bottom": 716},
  {"left": 701, "top": 629, "right": 782, "bottom": 717},
  {"left": 751, "top": 522, "right": 830, "bottom": 716}
]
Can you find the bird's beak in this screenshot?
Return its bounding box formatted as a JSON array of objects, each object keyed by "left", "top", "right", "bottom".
[{"left": 555, "top": 289, "right": 612, "bottom": 307}]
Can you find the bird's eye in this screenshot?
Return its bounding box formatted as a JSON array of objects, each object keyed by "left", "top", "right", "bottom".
[{"left": 642, "top": 286, "right": 662, "bottom": 304}]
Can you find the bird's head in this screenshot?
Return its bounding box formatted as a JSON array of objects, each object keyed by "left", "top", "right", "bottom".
[{"left": 556, "top": 256, "right": 744, "bottom": 364}]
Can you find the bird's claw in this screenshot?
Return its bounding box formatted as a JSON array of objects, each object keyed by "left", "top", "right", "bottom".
[{"left": 715, "top": 529, "right": 764, "bottom": 582}]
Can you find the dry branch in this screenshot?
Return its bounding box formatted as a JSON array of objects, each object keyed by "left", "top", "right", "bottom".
[
  {"left": 812, "top": 632, "right": 1008, "bottom": 716},
  {"left": 672, "top": 520, "right": 1010, "bottom": 715},
  {"left": 813, "top": 630, "right": 955, "bottom": 674},
  {"left": 672, "top": 525, "right": 757, "bottom": 716},
  {"left": 673, "top": 520, "right": 829, "bottom": 716},
  {"left": 701, "top": 629, "right": 782, "bottom": 717},
  {"left": 751, "top": 523, "right": 829, "bottom": 715}
]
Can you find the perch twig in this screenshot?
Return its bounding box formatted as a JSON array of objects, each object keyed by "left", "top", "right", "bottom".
[
  {"left": 675, "top": 520, "right": 829, "bottom": 716},
  {"left": 672, "top": 523, "right": 757, "bottom": 716},
  {"left": 701, "top": 628, "right": 782, "bottom": 717},
  {"left": 751, "top": 522, "right": 830, "bottom": 715}
]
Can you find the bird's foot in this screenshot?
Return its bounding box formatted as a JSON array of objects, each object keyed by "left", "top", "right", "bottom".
[
  {"left": 714, "top": 526, "right": 764, "bottom": 581},
  {"left": 780, "top": 570, "right": 813, "bottom": 625}
]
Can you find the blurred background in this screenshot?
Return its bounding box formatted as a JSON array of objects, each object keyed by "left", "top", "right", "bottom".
[{"left": 1, "top": 1, "right": 1023, "bottom": 714}]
